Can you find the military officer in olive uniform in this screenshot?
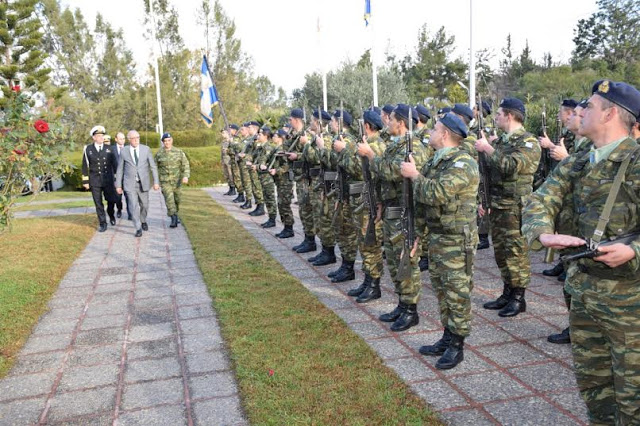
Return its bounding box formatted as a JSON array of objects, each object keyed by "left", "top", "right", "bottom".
[
  {"left": 155, "top": 132, "right": 190, "bottom": 228},
  {"left": 82, "top": 125, "right": 119, "bottom": 232},
  {"left": 522, "top": 80, "right": 640, "bottom": 425}
]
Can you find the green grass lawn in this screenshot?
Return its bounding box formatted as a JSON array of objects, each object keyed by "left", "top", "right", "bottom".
[
  {"left": 14, "top": 200, "right": 94, "bottom": 212},
  {"left": 16, "top": 189, "right": 92, "bottom": 203},
  {"left": 180, "top": 189, "right": 441, "bottom": 425},
  {"left": 0, "top": 215, "right": 95, "bottom": 376}
]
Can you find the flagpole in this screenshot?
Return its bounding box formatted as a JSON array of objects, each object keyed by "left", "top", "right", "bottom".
[
  {"left": 368, "top": 2, "right": 378, "bottom": 107},
  {"left": 149, "top": 0, "right": 164, "bottom": 139},
  {"left": 468, "top": 0, "right": 476, "bottom": 109},
  {"left": 318, "top": 15, "right": 328, "bottom": 111},
  {"left": 204, "top": 55, "right": 230, "bottom": 129}
]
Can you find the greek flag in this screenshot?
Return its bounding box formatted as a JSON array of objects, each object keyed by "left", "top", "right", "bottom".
[
  {"left": 200, "top": 56, "right": 218, "bottom": 127},
  {"left": 364, "top": 0, "right": 371, "bottom": 26}
]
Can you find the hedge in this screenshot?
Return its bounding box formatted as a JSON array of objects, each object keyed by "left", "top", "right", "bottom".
[{"left": 136, "top": 129, "right": 220, "bottom": 148}]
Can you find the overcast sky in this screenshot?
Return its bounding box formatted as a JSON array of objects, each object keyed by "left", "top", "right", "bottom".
[{"left": 61, "top": 0, "right": 598, "bottom": 94}]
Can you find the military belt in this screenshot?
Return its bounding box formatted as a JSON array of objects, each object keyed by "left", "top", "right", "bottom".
[
  {"left": 309, "top": 167, "right": 321, "bottom": 177},
  {"left": 324, "top": 171, "right": 338, "bottom": 181},
  {"left": 385, "top": 207, "right": 403, "bottom": 220},
  {"left": 349, "top": 182, "right": 364, "bottom": 195},
  {"left": 292, "top": 160, "right": 304, "bottom": 169}
]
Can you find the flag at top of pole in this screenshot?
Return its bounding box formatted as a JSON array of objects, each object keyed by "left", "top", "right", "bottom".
[
  {"left": 364, "top": 0, "right": 371, "bottom": 26},
  {"left": 200, "top": 56, "right": 218, "bottom": 127}
]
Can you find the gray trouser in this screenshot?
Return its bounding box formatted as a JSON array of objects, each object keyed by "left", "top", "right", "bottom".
[{"left": 125, "top": 183, "right": 149, "bottom": 231}]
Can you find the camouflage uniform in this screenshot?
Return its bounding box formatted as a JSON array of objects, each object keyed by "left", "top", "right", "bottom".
[
  {"left": 238, "top": 137, "right": 254, "bottom": 200},
  {"left": 414, "top": 146, "right": 479, "bottom": 336},
  {"left": 245, "top": 136, "right": 264, "bottom": 204},
  {"left": 372, "top": 135, "right": 433, "bottom": 304},
  {"left": 155, "top": 147, "right": 190, "bottom": 216},
  {"left": 316, "top": 134, "right": 338, "bottom": 248},
  {"left": 229, "top": 135, "right": 244, "bottom": 193},
  {"left": 522, "top": 137, "right": 640, "bottom": 425},
  {"left": 272, "top": 142, "right": 295, "bottom": 227},
  {"left": 334, "top": 131, "right": 359, "bottom": 264},
  {"left": 487, "top": 127, "right": 540, "bottom": 290},
  {"left": 221, "top": 136, "right": 234, "bottom": 188},
  {"left": 255, "top": 139, "right": 278, "bottom": 217},
  {"left": 306, "top": 133, "right": 331, "bottom": 244},
  {"left": 289, "top": 130, "right": 314, "bottom": 236}
]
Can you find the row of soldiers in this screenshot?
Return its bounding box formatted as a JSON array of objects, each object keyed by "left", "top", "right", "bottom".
[{"left": 220, "top": 79, "right": 640, "bottom": 423}]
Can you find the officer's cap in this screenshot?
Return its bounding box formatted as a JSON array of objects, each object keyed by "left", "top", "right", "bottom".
[
  {"left": 591, "top": 80, "right": 640, "bottom": 119},
  {"left": 161, "top": 132, "right": 172, "bottom": 141},
  {"left": 90, "top": 125, "right": 106, "bottom": 137},
  {"left": 452, "top": 103, "right": 474, "bottom": 121},
  {"left": 290, "top": 108, "right": 304, "bottom": 119},
  {"left": 104, "top": 134, "right": 111, "bottom": 142},
  {"left": 499, "top": 97, "right": 526, "bottom": 116},
  {"left": 415, "top": 105, "right": 431, "bottom": 120},
  {"left": 363, "top": 110, "right": 384, "bottom": 131},
  {"left": 561, "top": 99, "right": 578, "bottom": 109},
  {"left": 393, "top": 104, "right": 418, "bottom": 125},
  {"left": 313, "top": 108, "right": 332, "bottom": 121},
  {"left": 333, "top": 109, "right": 353, "bottom": 127},
  {"left": 440, "top": 113, "right": 468, "bottom": 139},
  {"left": 382, "top": 104, "right": 395, "bottom": 115}
]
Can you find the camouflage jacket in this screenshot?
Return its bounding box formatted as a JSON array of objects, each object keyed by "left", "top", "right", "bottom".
[
  {"left": 229, "top": 135, "right": 242, "bottom": 155},
  {"left": 487, "top": 126, "right": 540, "bottom": 209},
  {"left": 414, "top": 126, "right": 431, "bottom": 148},
  {"left": 523, "top": 137, "right": 640, "bottom": 296},
  {"left": 155, "top": 147, "right": 190, "bottom": 184}
]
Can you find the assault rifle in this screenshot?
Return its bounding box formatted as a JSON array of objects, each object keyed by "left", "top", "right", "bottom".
[
  {"left": 559, "top": 231, "right": 640, "bottom": 263},
  {"left": 357, "top": 118, "right": 378, "bottom": 246},
  {"left": 397, "top": 108, "right": 416, "bottom": 281},
  {"left": 477, "top": 94, "right": 492, "bottom": 218}
]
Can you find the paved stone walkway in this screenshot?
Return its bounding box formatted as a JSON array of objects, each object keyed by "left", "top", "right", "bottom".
[
  {"left": 206, "top": 186, "right": 589, "bottom": 426},
  {"left": 0, "top": 192, "right": 246, "bottom": 425}
]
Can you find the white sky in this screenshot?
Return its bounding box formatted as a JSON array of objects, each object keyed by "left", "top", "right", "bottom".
[{"left": 62, "top": 0, "right": 598, "bottom": 94}]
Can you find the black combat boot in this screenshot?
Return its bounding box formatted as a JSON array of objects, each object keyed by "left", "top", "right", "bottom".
[
  {"left": 240, "top": 199, "right": 252, "bottom": 209},
  {"left": 498, "top": 287, "right": 526, "bottom": 317},
  {"left": 348, "top": 274, "right": 371, "bottom": 297},
  {"left": 547, "top": 327, "right": 571, "bottom": 344},
  {"left": 419, "top": 328, "right": 452, "bottom": 356},
  {"left": 232, "top": 193, "right": 245, "bottom": 203},
  {"left": 483, "top": 282, "right": 512, "bottom": 310},
  {"left": 328, "top": 257, "right": 347, "bottom": 278},
  {"left": 391, "top": 303, "right": 419, "bottom": 332},
  {"left": 170, "top": 214, "right": 178, "bottom": 228},
  {"left": 276, "top": 224, "right": 294, "bottom": 239},
  {"left": 477, "top": 233, "right": 490, "bottom": 250},
  {"left": 307, "top": 250, "right": 322, "bottom": 263},
  {"left": 249, "top": 203, "right": 265, "bottom": 216},
  {"left": 418, "top": 256, "right": 429, "bottom": 272},
  {"left": 558, "top": 272, "right": 566, "bottom": 282},
  {"left": 312, "top": 245, "right": 337, "bottom": 266},
  {"left": 379, "top": 300, "right": 406, "bottom": 322},
  {"left": 435, "top": 333, "right": 465, "bottom": 370},
  {"left": 224, "top": 186, "right": 235, "bottom": 196},
  {"left": 331, "top": 260, "right": 355, "bottom": 283},
  {"left": 356, "top": 277, "right": 381, "bottom": 303},
  {"left": 543, "top": 262, "right": 564, "bottom": 277},
  {"left": 295, "top": 235, "right": 317, "bottom": 253},
  {"left": 261, "top": 216, "right": 276, "bottom": 228}
]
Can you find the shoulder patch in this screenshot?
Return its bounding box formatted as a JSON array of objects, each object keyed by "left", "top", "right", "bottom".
[
  {"left": 525, "top": 142, "right": 533, "bottom": 149},
  {"left": 454, "top": 161, "right": 466, "bottom": 168}
]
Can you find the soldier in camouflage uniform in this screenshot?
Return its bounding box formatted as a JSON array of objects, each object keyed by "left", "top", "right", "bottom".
[
  {"left": 379, "top": 104, "right": 395, "bottom": 143},
  {"left": 220, "top": 127, "right": 235, "bottom": 196},
  {"left": 475, "top": 98, "right": 540, "bottom": 318},
  {"left": 244, "top": 122, "right": 265, "bottom": 216},
  {"left": 155, "top": 133, "right": 190, "bottom": 228},
  {"left": 522, "top": 80, "right": 640, "bottom": 425},
  {"left": 414, "top": 105, "right": 433, "bottom": 273},
  {"left": 236, "top": 123, "right": 255, "bottom": 208},
  {"left": 402, "top": 113, "right": 478, "bottom": 370},
  {"left": 228, "top": 124, "right": 245, "bottom": 203},
  {"left": 359, "top": 104, "right": 433, "bottom": 332},
  {"left": 253, "top": 126, "right": 277, "bottom": 222},
  {"left": 348, "top": 109, "right": 387, "bottom": 302},
  {"left": 268, "top": 129, "right": 295, "bottom": 238}
]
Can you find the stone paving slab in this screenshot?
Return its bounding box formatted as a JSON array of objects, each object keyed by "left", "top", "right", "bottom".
[
  {"left": 1, "top": 191, "right": 247, "bottom": 425},
  {"left": 205, "top": 186, "right": 589, "bottom": 426}
]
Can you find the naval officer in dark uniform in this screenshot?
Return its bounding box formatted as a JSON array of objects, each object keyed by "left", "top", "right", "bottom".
[{"left": 82, "top": 125, "right": 119, "bottom": 231}]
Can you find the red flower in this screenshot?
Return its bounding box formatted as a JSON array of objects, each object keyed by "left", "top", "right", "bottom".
[
  {"left": 11, "top": 85, "right": 20, "bottom": 93},
  {"left": 34, "top": 120, "right": 49, "bottom": 133},
  {"left": 268, "top": 369, "right": 274, "bottom": 377},
  {"left": 12, "top": 149, "right": 26, "bottom": 155}
]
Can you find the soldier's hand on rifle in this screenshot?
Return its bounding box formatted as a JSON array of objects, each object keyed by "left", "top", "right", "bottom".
[
  {"left": 333, "top": 136, "right": 346, "bottom": 153},
  {"left": 287, "top": 152, "right": 298, "bottom": 160},
  {"left": 269, "top": 169, "right": 276, "bottom": 176},
  {"left": 357, "top": 141, "right": 374, "bottom": 160},
  {"left": 251, "top": 165, "right": 257, "bottom": 171},
  {"left": 593, "top": 243, "right": 636, "bottom": 268},
  {"left": 475, "top": 131, "right": 495, "bottom": 155},
  {"left": 375, "top": 203, "right": 382, "bottom": 223},
  {"left": 260, "top": 164, "right": 267, "bottom": 171},
  {"left": 539, "top": 132, "right": 553, "bottom": 149},
  {"left": 315, "top": 134, "right": 325, "bottom": 149},
  {"left": 400, "top": 154, "right": 420, "bottom": 179},
  {"left": 246, "top": 161, "right": 252, "bottom": 166},
  {"left": 239, "top": 152, "right": 245, "bottom": 158},
  {"left": 410, "top": 237, "right": 420, "bottom": 258},
  {"left": 489, "top": 132, "right": 498, "bottom": 143},
  {"left": 300, "top": 134, "right": 309, "bottom": 145},
  {"left": 478, "top": 205, "right": 490, "bottom": 217},
  {"left": 539, "top": 233, "right": 586, "bottom": 250},
  {"left": 550, "top": 138, "right": 569, "bottom": 161},
  {"left": 182, "top": 177, "right": 188, "bottom": 184}
]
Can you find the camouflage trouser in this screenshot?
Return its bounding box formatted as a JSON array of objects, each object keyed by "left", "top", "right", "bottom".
[
  {"left": 160, "top": 182, "right": 181, "bottom": 216},
  {"left": 427, "top": 231, "right": 477, "bottom": 337},
  {"left": 248, "top": 167, "right": 264, "bottom": 203},
  {"left": 420, "top": 226, "right": 429, "bottom": 258},
  {"left": 490, "top": 206, "right": 530, "bottom": 289},
  {"left": 295, "top": 177, "right": 315, "bottom": 237},
  {"left": 259, "top": 173, "right": 277, "bottom": 218},
  {"left": 310, "top": 177, "right": 332, "bottom": 245},
  {"left": 222, "top": 155, "right": 234, "bottom": 186},
  {"left": 358, "top": 208, "right": 384, "bottom": 279},
  {"left": 334, "top": 198, "right": 358, "bottom": 262},
  {"left": 274, "top": 174, "right": 294, "bottom": 226},
  {"left": 231, "top": 158, "right": 244, "bottom": 192},
  {"left": 568, "top": 281, "right": 640, "bottom": 425},
  {"left": 382, "top": 211, "right": 422, "bottom": 305},
  {"left": 239, "top": 162, "right": 252, "bottom": 199}
]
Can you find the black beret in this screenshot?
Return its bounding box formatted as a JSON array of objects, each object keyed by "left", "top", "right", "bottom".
[
  {"left": 479, "top": 100, "right": 492, "bottom": 115},
  {"left": 290, "top": 108, "right": 304, "bottom": 119},
  {"left": 393, "top": 104, "right": 418, "bottom": 125},
  {"left": 382, "top": 104, "right": 395, "bottom": 115},
  {"left": 577, "top": 99, "right": 589, "bottom": 109},
  {"left": 248, "top": 120, "right": 260, "bottom": 127},
  {"left": 161, "top": 132, "right": 171, "bottom": 141},
  {"left": 229, "top": 124, "right": 239, "bottom": 130},
  {"left": 415, "top": 105, "right": 431, "bottom": 120},
  {"left": 363, "top": 110, "right": 384, "bottom": 131},
  {"left": 499, "top": 97, "right": 526, "bottom": 116},
  {"left": 275, "top": 129, "right": 288, "bottom": 138},
  {"left": 313, "top": 108, "right": 332, "bottom": 121},
  {"left": 437, "top": 106, "right": 452, "bottom": 115},
  {"left": 440, "top": 113, "right": 468, "bottom": 139},
  {"left": 333, "top": 109, "right": 353, "bottom": 127},
  {"left": 452, "top": 103, "right": 474, "bottom": 121},
  {"left": 370, "top": 106, "right": 382, "bottom": 115},
  {"left": 591, "top": 80, "right": 640, "bottom": 118},
  {"left": 283, "top": 123, "right": 292, "bottom": 128},
  {"left": 242, "top": 121, "right": 250, "bottom": 127},
  {"left": 561, "top": 99, "right": 578, "bottom": 108},
  {"left": 260, "top": 126, "right": 272, "bottom": 136}
]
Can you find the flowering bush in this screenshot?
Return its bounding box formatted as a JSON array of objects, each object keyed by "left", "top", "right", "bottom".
[{"left": 0, "top": 90, "right": 75, "bottom": 232}]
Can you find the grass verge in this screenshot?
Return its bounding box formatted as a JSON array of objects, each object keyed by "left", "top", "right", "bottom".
[
  {"left": 181, "top": 189, "right": 441, "bottom": 425},
  {"left": 0, "top": 215, "right": 95, "bottom": 377},
  {"left": 14, "top": 200, "right": 94, "bottom": 212}
]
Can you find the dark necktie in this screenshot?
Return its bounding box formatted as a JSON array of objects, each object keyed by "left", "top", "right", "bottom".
[{"left": 134, "top": 148, "right": 139, "bottom": 165}]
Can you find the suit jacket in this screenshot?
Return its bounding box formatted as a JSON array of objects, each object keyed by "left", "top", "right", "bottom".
[
  {"left": 115, "top": 144, "right": 159, "bottom": 192},
  {"left": 82, "top": 144, "right": 118, "bottom": 188}
]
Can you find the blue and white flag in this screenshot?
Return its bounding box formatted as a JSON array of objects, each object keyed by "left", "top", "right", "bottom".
[
  {"left": 364, "top": 0, "right": 371, "bottom": 26},
  {"left": 200, "top": 56, "right": 219, "bottom": 127}
]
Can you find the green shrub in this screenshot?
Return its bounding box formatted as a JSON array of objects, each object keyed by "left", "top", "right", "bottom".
[{"left": 138, "top": 129, "right": 220, "bottom": 148}]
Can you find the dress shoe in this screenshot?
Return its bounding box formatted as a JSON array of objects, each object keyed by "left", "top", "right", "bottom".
[
  {"left": 232, "top": 193, "right": 245, "bottom": 203},
  {"left": 542, "top": 262, "right": 564, "bottom": 277},
  {"left": 98, "top": 223, "right": 107, "bottom": 232},
  {"left": 483, "top": 282, "right": 511, "bottom": 310},
  {"left": 141, "top": 223, "right": 148, "bottom": 231},
  {"left": 477, "top": 233, "right": 490, "bottom": 250},
  {"left": 276, "top": 225, "right": 294, "bottom": 239},
  {"left": 547, "top": 327, "right": 571, "bottom": 344},
  {"left": 418, "top": 256, "right": 429, "bottom": 272},
  {"left": 435, "top": 333, "right": 465, "bottom": 369},
  {"left": 117, "top": 210, "right": 122, "bottom": 218},
  {"left": 331, "top": 261, "right": 355, "bottom": 283},
  {"left": 170, "top": 215, "right": 178, "bottom": 228},
  {"left": 109, "top": 217, "right": 116, "bottom": 226},
  {"left": 356, "top": 278, "right": 381, "bottom": 303},
  {"left": 348, "top": 274, "right": 372, "bottom": 297},
  {"left": 498, "top": 288, "right": 526, "bottom": 317},
  {"left": 379, "top": 301, "right": 406, "bottom": 323},
  {"left": 135, "top": 229, "right": 142, "bottom": 237},
  {"left": 419, "top": 328, "right": 452, "bottom": 356},
  {"left": 390, "top": 303, "right": 419, "bottom": 332}
]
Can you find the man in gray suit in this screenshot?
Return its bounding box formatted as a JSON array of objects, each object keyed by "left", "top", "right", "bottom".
[{"left": 115, "top": 130, "right": 160, "bottom": 237}]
